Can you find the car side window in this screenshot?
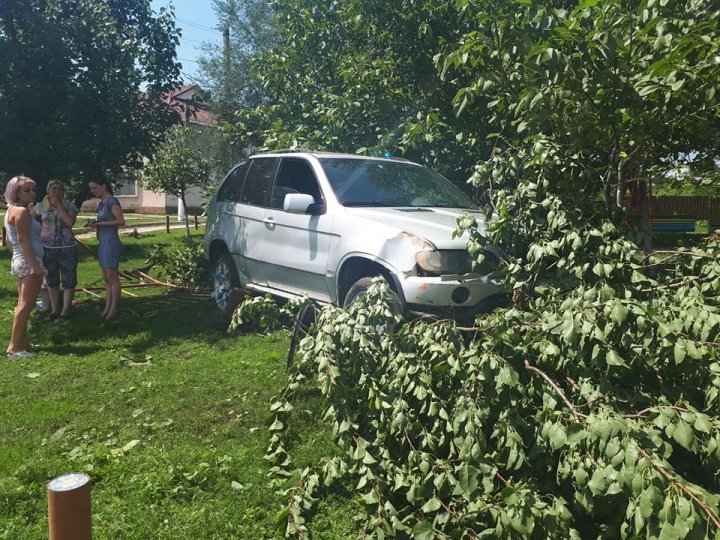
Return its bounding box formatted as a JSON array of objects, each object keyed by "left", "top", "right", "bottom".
[
  {"left": 271, "top": 158, "right": 324, "bottom": 210},
  {"left": 240, "top": 158, "right": 278, "bottom": 207},
  {"left": 216, "top": 162, "right": 250, "bottom": 202}
]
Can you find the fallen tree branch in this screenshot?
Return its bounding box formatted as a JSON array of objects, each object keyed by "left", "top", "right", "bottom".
[
  {"left": 641, "top": 275, "right": 714, "bottom": 293},
  {"left": 636, "top": 446, "right": 720, "bottom": 530},
  {"left": 524, "top": 360, "right": 585, "bottom": 421}
]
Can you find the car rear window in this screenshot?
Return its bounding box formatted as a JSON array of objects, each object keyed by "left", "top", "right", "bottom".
[
  {"left": 240, "top": 158, "right": 279, "bottom": 207},
  {"left": 217, "top": 162, "right": 250, "bottom": 202}
]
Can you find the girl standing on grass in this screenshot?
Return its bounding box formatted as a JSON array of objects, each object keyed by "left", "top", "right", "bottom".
[
  {"left": 4, "top": 176, "right": 45, "bottom": 359},
  {"left": 87, "top": 179, "right": 124, "bottom": 319}
]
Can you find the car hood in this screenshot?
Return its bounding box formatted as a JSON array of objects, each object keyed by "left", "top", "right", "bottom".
[{"left": 345, "top": 207, "right": 488, "bottom": 248}]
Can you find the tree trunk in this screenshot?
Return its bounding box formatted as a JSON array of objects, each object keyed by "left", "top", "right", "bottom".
[{"left": 180, "top": 191, "right": 190, "bottom": 239}]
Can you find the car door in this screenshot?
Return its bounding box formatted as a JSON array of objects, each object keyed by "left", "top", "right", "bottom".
[
  {"left": 211, "top": 161, "right": 254, "bottom": 284},
  {"left": 261, "top": 157, "right": 335, "bottom": 301},
  {"left": 235, "top": 157, "right": 280, "bottom": 287}
]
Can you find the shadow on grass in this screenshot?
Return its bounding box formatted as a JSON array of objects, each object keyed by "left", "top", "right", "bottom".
[{"left": 34, "top": 289, "right": 228, "bottom": 357}]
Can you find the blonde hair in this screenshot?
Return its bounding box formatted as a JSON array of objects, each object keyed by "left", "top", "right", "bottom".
[
  {"left": 47, "top": 179, "right": 65, "bottom": 192},
  {"left": 3, "top": 176, "right": 35, "bottom": 205}
]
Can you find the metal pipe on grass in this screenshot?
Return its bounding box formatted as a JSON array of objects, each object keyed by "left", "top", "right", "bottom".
[{"left": 48, "top": 473, "right": 91, "bottom": 540}]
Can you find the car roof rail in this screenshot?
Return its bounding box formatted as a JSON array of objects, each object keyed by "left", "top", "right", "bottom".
[{"left": 262, "top": 147, "right": 316, "bottom": 154}]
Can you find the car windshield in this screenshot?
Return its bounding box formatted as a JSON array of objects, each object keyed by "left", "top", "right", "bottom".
[{"left": 319, "top": 158, "right": 477, "bottom": 208}]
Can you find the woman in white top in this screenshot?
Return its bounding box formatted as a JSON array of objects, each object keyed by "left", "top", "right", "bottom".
[{"left": 3, "top": 176, "right": 45, "bottom": 359}]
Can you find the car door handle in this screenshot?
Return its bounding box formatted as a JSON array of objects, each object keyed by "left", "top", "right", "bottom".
[{"left": 263, "top": 217, "right": 274, "bottom": 224}]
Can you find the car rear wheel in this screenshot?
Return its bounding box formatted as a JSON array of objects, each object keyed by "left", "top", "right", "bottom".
[{"left": 211, "top": 253, "right": 244, "bottom": 315}]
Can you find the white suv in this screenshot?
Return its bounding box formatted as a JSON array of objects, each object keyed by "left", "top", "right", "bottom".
[{"left": 204, "top": 150, "right": 507, "bottom": 322}]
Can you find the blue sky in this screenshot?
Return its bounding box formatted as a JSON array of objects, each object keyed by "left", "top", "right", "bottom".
[{"left": 151, "top": 0, "right": 221, "bottom": 83}]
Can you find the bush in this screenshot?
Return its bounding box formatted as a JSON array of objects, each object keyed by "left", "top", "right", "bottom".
[{"left": 146, "top": 238, "right": 208, "bottom": 287}]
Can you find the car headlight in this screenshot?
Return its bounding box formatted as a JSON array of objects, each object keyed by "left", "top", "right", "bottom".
[
  {"left": 416, "top": 249, "right": 501, "bottom": 276},
  {"left": 416, "top": 250, "right": 472, "bottom": 275}
]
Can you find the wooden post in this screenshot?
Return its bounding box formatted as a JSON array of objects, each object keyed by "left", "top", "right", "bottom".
[
  {"left": 194, "top": 214, "right": 199, "bottom": 229},
  {"left": 48, "top": 473, "right": 92, "bottom": 540},
  {"left": 639, "top": 176, "right": 652, "bottom": 253},
  {"left": 165, "top": 215, "right": 170, "bottom": 234}
]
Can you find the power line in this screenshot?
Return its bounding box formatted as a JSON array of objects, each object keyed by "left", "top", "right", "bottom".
[
  {"left": 176, "top": 17, "right": 221, "bottom": 34},
  {"left": 178, "top": 36, "right": 206, "bottom": 45}
]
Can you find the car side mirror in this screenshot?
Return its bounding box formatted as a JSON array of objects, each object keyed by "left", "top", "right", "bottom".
[{"left": 284, "top": 193, "right": 316, "bottom": 214}]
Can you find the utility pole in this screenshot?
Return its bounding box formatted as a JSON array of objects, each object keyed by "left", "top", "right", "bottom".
[{"left": 222, "top": 27, "right": 230, "bottom": 117}]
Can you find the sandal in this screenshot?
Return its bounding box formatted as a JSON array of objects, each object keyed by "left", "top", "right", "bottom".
[{"left": 6, "top": 350, "right": 35, "bottom": 360}]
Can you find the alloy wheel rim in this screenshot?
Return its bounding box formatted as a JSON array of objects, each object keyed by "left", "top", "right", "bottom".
[{"left": 212, "top": 261, "right": 231, "bottom": 310}]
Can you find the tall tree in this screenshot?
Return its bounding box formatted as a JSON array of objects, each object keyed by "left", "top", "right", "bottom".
[
  {"left": 196, "top": 0, "right": 276, "bottom": 117},
  {"left": 0, "top": 0, "right": 181, "bottom": 194},
  {"left": 192, "top": 0, "right": 277, "bottom": 174}
]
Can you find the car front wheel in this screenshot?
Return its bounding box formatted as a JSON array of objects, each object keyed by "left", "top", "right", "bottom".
[{"left": 343, "top": 276, "right": 404, "bottom": 317}]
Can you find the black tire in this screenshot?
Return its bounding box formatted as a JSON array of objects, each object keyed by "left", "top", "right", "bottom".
[
  {"left": 343, "top": 276, "right": 404, "bottom": 316},
  {"left": 287, "top": 301, "right": 318, "bottom": 369},
  {"left": 211, "top": 253, "right": 244, "bottom": 315}
]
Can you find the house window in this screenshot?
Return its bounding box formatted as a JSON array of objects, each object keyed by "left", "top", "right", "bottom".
[{"left": 115, "top": 180, "right": 137, "bottom": 196}]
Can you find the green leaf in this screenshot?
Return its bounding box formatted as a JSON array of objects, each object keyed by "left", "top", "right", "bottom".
[
  {"left": 672, "top": 420, "right": 695, "bottom": 451},
  {"left": 606, "top": 350, "right": 627, "bottom": 367},
  {"left": 694, "top": 414, "right": 712, "bottom": 434},
  {"left": 413, "top": 521, "right": 434, "bottom": 540},
  {"left": 457, "top": 463, "right": 479, "bottom": 496},
  {"left": 501, "top": 487, "right": 519, "bottom": 504},
  {"left": 587, "top": 469, "right": 608, "bottom": 495},
  {"left": 421, "top": 497, "right": 442, "bottom": 513},
  {"left": 544, "top": 342, "right": 561, "bottom": 356},
  {"left": 610, "top": 304, "right": 628, "bottom": 324},
  {"left": 574, "top": 468, "right": 588, "bottom": 486},
  {"left": 639, "top": 486, "right": 661, "bottom": 518},
  {"left": 674, "top": 341, "right": 687, "bottom": 364},
  {"left": 548, "top": 423, "right": 567, "bottom": 450}
]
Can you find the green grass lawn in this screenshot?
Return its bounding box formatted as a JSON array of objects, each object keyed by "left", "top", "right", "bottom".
[{"left": 0, "top": 230, "right": 355, "bottom": 539}]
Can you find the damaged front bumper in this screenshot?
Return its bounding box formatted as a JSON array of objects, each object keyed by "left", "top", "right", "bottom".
[{"left": 400, "top": 273, "right": 509, "bottom": 323}]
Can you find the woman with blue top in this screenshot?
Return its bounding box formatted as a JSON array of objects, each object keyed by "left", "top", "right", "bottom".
[
  {"left": 3, "top": 176, "right": 45, "bottom": 359},
  {"left": 87, "top": 179, "right": 125, "bottom": 319},
  {"left": 32, "top": 180, "right": 78, "bottom": 317}
]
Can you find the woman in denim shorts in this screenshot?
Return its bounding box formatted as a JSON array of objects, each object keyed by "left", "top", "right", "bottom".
[
  {"left": 3, "top": 176, "right": 45, "bottom": 359},
  {"left": 33, "top": 180, "right": 78, "bottom": 317}
]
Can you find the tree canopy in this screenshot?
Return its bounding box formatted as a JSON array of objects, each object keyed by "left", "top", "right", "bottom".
[
  {"left": 199, "top": 0, "right": 492, "bottom": 183},
  {"left": 0, "top": 0, "right": 182, "bottom": 192}
]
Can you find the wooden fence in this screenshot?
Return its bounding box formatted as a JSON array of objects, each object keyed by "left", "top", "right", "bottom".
[{"left": 652, "top": 196, "right": 720, "bottom": 227}]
